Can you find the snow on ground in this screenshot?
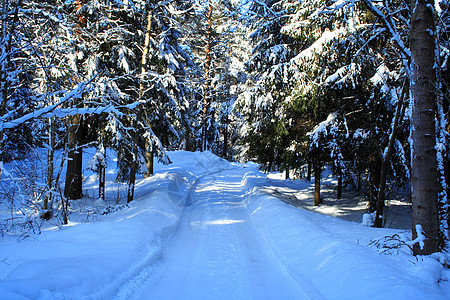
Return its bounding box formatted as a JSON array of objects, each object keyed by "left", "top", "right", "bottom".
[
  {"left": 0, "top": 151, "right": 449, "bottom": 299},
  {"left": 264, "top": 170, "right": 412, "bottom": 230}
]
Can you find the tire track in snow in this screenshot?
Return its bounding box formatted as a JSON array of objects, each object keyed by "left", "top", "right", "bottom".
[{"left": 118, "top": 169, "right": 315, "bottom": 299}]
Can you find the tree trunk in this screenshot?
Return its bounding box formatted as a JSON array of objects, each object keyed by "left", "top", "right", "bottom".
[
  {"left": 98, "top": 140, "right": 105, "bottom": 201},
  {"left": 223, "top": 121, "right": 229, "bottom": 159},
  {"left": 307, "top": 161, "right": 311, "bottom": 182},
  {"left": 140, "top": 8, "right": 153, "bottom": 97},
  {"left": 285, "top": 166, "right": 290, "bottom": 180},
  {"left": 0, "top": 0, "right": 21, "bottom": 177},
  {"left": 145, "top": 145, "right": 154, "bottom": 178},
  {"left": 202, "top": 2, "right": 213, "bottom": 151},
  {"left": 337, "top": 174, "right": 342, "bottom": 199},
  {"left": 44, "top": 117, "right": 55, "bottom": 210},
  {"left": 357, "top": 172, "right": 362, "bottom": 194},
  {"left": 314, "top": 162, "right": 321, "bottom": 206},
  {"left": 374, "top": 84, "right": 407, "bottom": 228},
  {"left": 99, "top": 164, "right": 105, "bottom": 200},
  {"left": 64, "top": 0, "right": 87, "bottom": 200},
  {"left": 410, "top": 0, "right": 440, "bottom": 255},
  {"left": 140, "top": 8, "right": 156, "bottom": 172},
  {"left": 127, "top": 146, "right": 138, "bottom": 203},
  {"left": 74, "top": 0, "right": 87, "bottom": 35},
  {"left": 368, "top": 158, "right": 382, "bottom": 212},
  {"left": 64, "top": 114, "right": 83, "bottom": 200}
]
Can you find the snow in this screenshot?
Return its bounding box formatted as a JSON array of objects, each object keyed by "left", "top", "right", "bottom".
[
  {"left": 362, "top": 212, "right": 376, "bottom": 227},
  {"left": 0, "top": 151, "right": 449, "bottom": 299},
  {"left": 291, "top": 28, "right": 345, "bottom": 66},
  {"left": 409, "top": 224, "right": 426, "bottom": 250}
]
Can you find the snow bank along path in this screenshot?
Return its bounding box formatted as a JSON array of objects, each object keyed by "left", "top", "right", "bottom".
[{"left": 0, "top": 169, "right": 193, "bottom": 299}]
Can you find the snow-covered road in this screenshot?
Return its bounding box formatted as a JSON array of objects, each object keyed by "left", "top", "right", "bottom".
[
  {"left": 0, "top": 151, "right": 448, "bottom": 299},
  {"left": 130, "top": 170, "right": 313, "bottom": 299}
]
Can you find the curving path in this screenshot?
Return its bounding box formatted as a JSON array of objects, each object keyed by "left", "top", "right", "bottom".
[{"left": 129, "top": 170, "right": 312, "bottom": 299}]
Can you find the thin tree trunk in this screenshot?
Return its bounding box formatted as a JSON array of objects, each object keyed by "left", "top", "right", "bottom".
[
  {"left": 140, "top": 9, "right": 153, "bottom": 96},
  {"left": 140, "top": 8, "right": 156, "bottom": 171},
  {"left": 307, "top": 161, "right": 311, "bottom": 182},
  {"left": 202, "top": 2, "right": 213, "bottom": 151},
  {"left": 357, "top": 172, "right": 361, "bottom": 194},
  {"left": 337, "top": 174, "right": 342, "bottom": 199},
  {"left": 410, "top": 0, "right": 440, "bottom": 255},
  {"left": 314, "top": 162, "right": 321, "bottom": 206},
  {"left": 145, "top": 143, "right": 154, "bottom": 178},
  {"left": 99, "top": 164, "right": 105, "bottom": 200},
  {"left": 0, "top": 0, "right": 21, "bottom": 177},
  {"left": 75, "top": 0, "right": 87, "bottom": 34},
  {"left": 374, "top": 83, "right": 407, "bottom": 228},
  {"left": 127, "top": 145, "right": 138, "bottom": 203},
  {"left": 98, "top": 139, "right": 105, "bottom": 200},
  {"left": 223, "top": 121, "right": 229, "bottom": 159},
  {"left": 44, "top": 117, "right": 55, "bottom": 210}
]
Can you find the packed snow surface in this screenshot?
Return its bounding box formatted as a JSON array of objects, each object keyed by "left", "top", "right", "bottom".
[{"left": 0, "top": 151, "right": 449, "bottom": 299}]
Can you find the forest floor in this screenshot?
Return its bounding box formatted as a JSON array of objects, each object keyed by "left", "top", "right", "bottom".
[
  {"left": 263, "top": 171, "right": 412, "bottom": 230},
  {"left": 0, "top": 151, "right": 448, "bottom": 299}
]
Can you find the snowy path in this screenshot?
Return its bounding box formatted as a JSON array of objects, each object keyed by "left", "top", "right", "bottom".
[
  {"left": 1, "top": 151, "right": 447, "bottom": 299},
  {"left": 129, "top": 170, "right": 313, "bottom": 299}
]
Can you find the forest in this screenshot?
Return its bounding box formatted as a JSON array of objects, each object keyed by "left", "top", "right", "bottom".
[{"left": 0, "top": 0, "right": 449, "bottom": 260}]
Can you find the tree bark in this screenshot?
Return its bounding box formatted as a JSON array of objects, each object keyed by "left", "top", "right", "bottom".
[
  {"left": 140, "top": 8, "right": 153, "bottom": 96},
  {"left": 64, "top": 0, "right": 87, "bottom": 200},
  {"left": 44, "top": 117, "right": 55, "bottom": 210},
  {"left": 140, "top": 8, "right": 156, "bottom": 173},
  {"left": 98, "top": 139, "right": 105, "bottom": 201},
  {"left": 410, "top": 0, "right": 440, "bottom": 255},
  {"left": 337, "top": 174, "right": 342, "bottom": 199},
  {"left": 145, "top": 143, "right": 154, "bottom": 178},
  {"left": 64, "top": 114, "right": 83, "bottom": 199},
  {"left": 99, "top": 163, "right": 105, "bottom": 200},
  {"left": 0, "top": 0, "right": 21, "bottom": 176},
  {"left": 314, "top": 162, "right": 321, "bottom": 206},
  {"left": 307, "top": 161, "right": 311, "bottom": 182},
  {"left": 202, "top": 2, "right": 213, "bottom": 151},
  {"left": 223, "top": 120, "right": 229, "bottom": 159},
  {"left": 374, "top": 84, "right": 407, "bottom": 228},
  {"left": 74, "top": 0, "right": 87, "bottom": 35},
  {"left": 127, "top": 145, "right": 138, "bottom": 203}
]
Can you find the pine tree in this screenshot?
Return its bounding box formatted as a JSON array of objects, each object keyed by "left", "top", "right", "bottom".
[{"left": 73, "top": 0, "right": 193, "bottom": 202}]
